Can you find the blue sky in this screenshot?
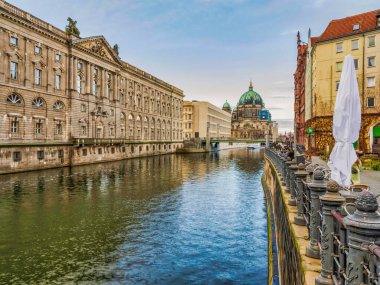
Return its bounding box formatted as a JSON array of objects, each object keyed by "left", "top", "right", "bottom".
[{"left": 10, "top": 0, "right": 379, "bottom": 132}]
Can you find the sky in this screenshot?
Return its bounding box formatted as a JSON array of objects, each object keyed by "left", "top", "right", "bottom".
[{"left": 9, "top": 0, "right": 380, "bottom": 132}]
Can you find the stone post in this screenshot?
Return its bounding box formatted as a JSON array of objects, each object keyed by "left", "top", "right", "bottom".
[
  {"left": 280, "top": 154, "right": 287, "bottom": 186},
  {"left": 343, "top": 191, "right": 380, "bottom": 285},
  {"left": 316, "top": 180, "right": 345, "bottom": 285},
  {"left": 306, "top": 169, "right": 326, "bottom": 259},
  {"left": 294, "top": 163, "right": 308, "bottom": 226},
  {"left": 288, "top": 161, "right": 298, "bottom": 206},
  {"left": 285, "top": 158, "right": 294, "bottom": 194}
]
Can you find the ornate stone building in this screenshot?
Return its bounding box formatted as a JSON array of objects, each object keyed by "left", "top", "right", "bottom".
[
  {"left": 294, "top": 32, "right": 307, "bottom": 147},
  {"left": 0, "top": 0, "right": 183, "bottom": 173},
  {"left": 305, "top": 10, "right": 380, "bottom": 154},
  {"left": 231, "top": 82, "right": 277, "bottom": 140}
]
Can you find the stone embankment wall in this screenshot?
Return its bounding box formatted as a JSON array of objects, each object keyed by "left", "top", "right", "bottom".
[
  {"left": 262, "top": 155, "right": 319, "bottom": 285},
  {"left": 0, "top": 142, "right": 183, "bottom": 174}
]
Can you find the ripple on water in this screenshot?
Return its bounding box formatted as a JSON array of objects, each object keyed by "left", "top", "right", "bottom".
[{"left": 0, "top": 149, "right": 268, "bottom": 285}]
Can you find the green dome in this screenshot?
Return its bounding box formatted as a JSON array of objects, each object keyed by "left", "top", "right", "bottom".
[
  {"left": 238, "top": 83, "right": 264, "bottom": 106},
  {"left": 222, "top": 101, "right": 231, "bottom": 109}
]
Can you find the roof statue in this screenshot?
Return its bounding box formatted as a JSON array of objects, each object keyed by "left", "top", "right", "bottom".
[
  {"left": 65, "top": 17, "right": 80, "bottom": 37},
  {"left": 113, "top": 44, "right": 119, "bottom": 56}
]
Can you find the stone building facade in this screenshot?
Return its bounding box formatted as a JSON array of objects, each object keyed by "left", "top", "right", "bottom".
[
  {"left": 231, "top": 82, "right": 277, "bottom": 141},
  {"left": 0, "top": 0, "right": 183, "bottom": 174},
  {"left": 305, "top": 10, "right": 380, "bottom": 154},
  {"left": 183, "top": 101, "right": 231, "bottom": 139},
  {"left": 294, "top": 32, "right": 307, "bottom": 147}
]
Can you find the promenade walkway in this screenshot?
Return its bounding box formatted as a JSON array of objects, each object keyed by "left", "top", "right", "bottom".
[{"left": 311, "top": 156, "right": 380, "bottom": 195}]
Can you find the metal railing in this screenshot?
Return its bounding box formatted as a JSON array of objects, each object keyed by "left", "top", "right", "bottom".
[{"left": 265, "top": 147, "right": 380, "bottom": 285}]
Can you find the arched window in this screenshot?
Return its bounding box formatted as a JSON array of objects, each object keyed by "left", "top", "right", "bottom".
[
  {"left": 53, "top": 101, "right": 65, "bottom": 111},
  {"left": 120, "top": 112, "right": 126, "bottom": 120},
  {"left": 136, "top": 115, "right": 141, "bottom": 122},
  {"left": 32, "top": 97, "right": 45, "bottom": 108},
  {"left": 7, "top": 93, "right": 22, "bottom": 104},
  {"left": 128, "top": 114, "right": 134, "bottom": 121}
]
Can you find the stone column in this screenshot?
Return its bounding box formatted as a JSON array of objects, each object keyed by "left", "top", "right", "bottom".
[
  {"left": 294, "top": 163, "right": 308, "bottom": 226},
  {"left": 316, "top": 180, "right": 345, "bottom": 285},
  {"left": 114, "top": 74, "right": 119, "bottom": 101},
  {"left": 285, "top": 158, "right": 294, "bottom": 193},
  {"left": 73, "top": 57, "right": 78, "bottom": 91},
  {"left": 68, "top": 56, "right": 74, "bottom": 90},
  {"left": 101, "top": 69, "right": 106, "bottom": 98},
  {"left": 306, "top": 170, "right": 327, "bottom": 259},
  {"left": 24, "top": 38, "right": 31, "bottom": 87},
  {"left": 46, "top": 47, "right": 52, "bottom": 92},
  {"left": 86, "top": 63, "right": 91, "bottom": 94},
  {"left": 288, "top": 162, "right": 298, "bottom": 206},
  {"left": 344, "top": 191, "right": 380, "bottom": 285}
]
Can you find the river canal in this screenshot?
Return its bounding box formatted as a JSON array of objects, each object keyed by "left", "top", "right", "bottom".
[{"left": 0, "top": 149, "right": 268, "bottom": 285}]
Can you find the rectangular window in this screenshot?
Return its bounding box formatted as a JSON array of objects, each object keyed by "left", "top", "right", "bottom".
[
  {"left": 93, "top": 80, "right": 97, "bottom": 96},
  {"left": 367, "top": 77, "right": 376, "bottom": 87},
  {"left": 111, "top": 147, "right": 115, "bottom": 154},
  {"left": 82, "top": 149, "right": 88, "bottom": 156},
  {"left": 10, "top": 61, "right": 18, "bottom": 79},
  {"left": 35, "top": 46, "right": 42, "bottom": 54},
  {"left": 35, "top": 122, "right": 42, "bottom": 134},
  {"left": 81, "top": 126, "right": 87, "bottom": 135},
  {"left": 55, "top": 122, "right": 62, "bottom": 135},
  {"left": 368, "top": 56, "right": 376, "bottom": 67},
  {"left": 55, "top": 74, "right": 61, "bottom": 89},
  {"left": 367, "top": 97, "right": 375, "bottom": 107},
  {"left": 109, "top": 128, "right": 114, "bottom": 136},
  {"left": 336, "top": 42, "right": 343, "bottom": 53},
  {"left": 35, "top": 69, "right": 42, "bottom": 85},
  {"left": 354, "top": 59, "right": 359, "bottom": 70},
  {"left": 368, "top": 36, "right": 376, "bottom": 47},
  {"left": 351, "top": 40, "right": 359, "bottom": 50},
  {"left": 336, "top": 61, "right": 343, "bottom": 72},
  {"left": 10, "top": 36, "right": 18, "bottom": 46},
  {"left": 11, "top": 120, "right": 18, "bottom": 133},
  {"left": 77, "top": 76, "right": 82, "bottom": 94},
  {"left": 55, "top": 53, "right": 61, "bottom": 61},
  {"left": 58, "top": 150, "right": 64, "bottom": 158},
  {"left": 81, "top": 104, "right": 86, "bottom": 112},
  {"left": 37, "top": 150, "right": 44, "bottom": 160},
  {"left": 98, "top": 148, "right": 102, "bottom": 155},
  {"left": 13, "top": 151, "right": 22, "bottom": 162},
  {"left": 335, "top": 81, "right": 340, "bottom": 91}
]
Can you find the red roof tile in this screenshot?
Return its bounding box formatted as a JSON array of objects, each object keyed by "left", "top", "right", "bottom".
[{"left": 317, "top": 9, "right": 380, "bottom": 43}]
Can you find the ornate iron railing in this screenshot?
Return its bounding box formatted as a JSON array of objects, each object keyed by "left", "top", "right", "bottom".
[{"left": 264, "top": 147, "right": 380, "bottom": 285}]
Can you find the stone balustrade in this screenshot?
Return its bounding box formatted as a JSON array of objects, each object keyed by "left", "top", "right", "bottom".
[{"left": 264, "top": 147, "right": 380, "bottom": 285}]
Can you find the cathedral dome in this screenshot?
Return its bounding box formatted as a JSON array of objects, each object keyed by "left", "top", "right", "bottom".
[
  {"left": 222, "top": 101, "right": 231, "bottom": 109},
  {"left": 238, "top": 82, "right": 264, "bottom": 106}
]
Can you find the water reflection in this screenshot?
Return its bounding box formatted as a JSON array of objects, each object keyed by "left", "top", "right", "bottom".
[{"left": 0, "top": 149, "right": 267, "bottom": 284}]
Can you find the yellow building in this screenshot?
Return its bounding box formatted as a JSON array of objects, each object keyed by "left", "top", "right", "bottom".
[
  {"left": 183, "top": 101, "right": 231, "bottom": 139},
  {"left": 306, "top": 10, "right": 380, "bottom": 154}
]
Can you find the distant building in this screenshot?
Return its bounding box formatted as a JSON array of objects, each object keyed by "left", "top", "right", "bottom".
[
  {"left": 183, "top": 101, "right": 231, "bottom": 139},
  {"left": 304, "top": 9, "right": 380, "bottom": 154},
  {"left": 231, "top": 82, "right": 277, "bottom": 141},
  {"left": 294, "top": 31, "right": 307, "bottom": 147}
]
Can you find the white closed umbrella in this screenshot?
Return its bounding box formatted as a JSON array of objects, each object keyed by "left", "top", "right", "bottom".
[{"left": 328, "top": 55, "right": 361, "bottom": 187}]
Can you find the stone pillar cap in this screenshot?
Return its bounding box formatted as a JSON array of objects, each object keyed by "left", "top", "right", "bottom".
[{"left": 344, "top": 191, "right": 380, "bottom": 231}]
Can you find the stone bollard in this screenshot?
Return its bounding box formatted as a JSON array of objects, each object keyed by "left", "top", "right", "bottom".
[
  {"left": 343, "top": 191, "right": 380, "bottom": 285},
  {"left": 316, "top": 180, "right": 345, "bottom": 285},
  {"left": 288, "top": 161, "right": 298, "bottom": 206},
  {"left": 306, "top": 169, "right": 327, "bottom": 259},
  {"left": 294, "top": 163, "right": 308, "bottom": 226},
  {"left": 280, "top": 154, "right": 287, "bottom": 186},
  {"left": 285, "top": 158, "right": 293, "bottom": 193}
]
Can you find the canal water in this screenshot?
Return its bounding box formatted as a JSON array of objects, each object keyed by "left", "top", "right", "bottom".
[{"left": 0, "top": 149, "right": 268, "bottom": 285}]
